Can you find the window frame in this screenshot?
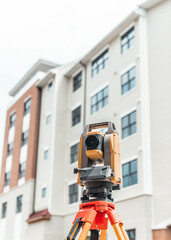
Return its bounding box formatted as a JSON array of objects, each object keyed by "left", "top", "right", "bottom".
[
  {"left": 72, "top": 106, "right": 81, "bottom": 127},
  {"left": 121, "top": 110, "right": 136, "bottom": 139},
  {"left": 122, "top": 159, "right": 138, "bottom": 188},
  {"left": 16, "top": 195, "right": 23, "bottom": 213},
  {"left": 42, "top": 187, "right": 47, "bottom": 198},
  {"left": 46, "top": 114, "right": 51, "bottom": 125},
  {"left": 70, "top": 143, "right": 79, "bottom": 164},
  {"left": 73, "top": 71, "right": 82, "bottom": 92},
  {"left": 1, "top": 202, "right": 7, "bottom": 219},
  {"left": 7, "top": 142, "right": 13, "bottom": 156},
  {"left": 91, "top": 86, "right": 109, "bottom": 114},
  {"left": 48, "top": 81, "right": 53, "bottom": 91},
  {"left": 126, "top": 229, "right": 136, "bottom": 240},
  {"left": 44, "top": 149, "right": 49, "bottom": 160},
  {"left": 19, "top": 162, "right": 26, "bottom": 179},
  {"left": 24, "top": 98, "right": 31, "bottom": 116},
  {"left": 121, "top": 66, "right": 136, "bottom": 94},
  {"left": 69, "top": 183, "right": 78, "bottom": 204},
  {"left": 4, "top": 172, "right": 10, "bottom": 187},
  {"left": 10, "top": 112, "right": 16, "bottom": 128},
  {"left": 22, "top": 130, "right": 29, "bottom": 146},
  {"left": 91, "top": 49, "right": 109, "bottom": 78},
  {"left": 121, "top": 26, "right": 135, "bottom": 54}
]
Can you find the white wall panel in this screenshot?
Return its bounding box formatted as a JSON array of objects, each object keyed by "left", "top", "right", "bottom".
[
  {"left": 20, "top": 145, "right": 28, "bottom": 163},
  {"left": 0, "top": 219, "right": 6, "bottom": 240},
  {"left": 8, "top": 126, "right": 15, "bottom": 143},
  {"left": 22, "top": 113, "right": 30, "bottom": 132},
  {"left": 5, "top": 155, "right": 12, "bottom": 172},
  {"left": 13, "top": 214, "right": 22, "bottom": 240}
]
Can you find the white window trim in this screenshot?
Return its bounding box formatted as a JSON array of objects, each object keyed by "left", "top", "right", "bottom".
[
  {"left": 72, "top": 68, "right": 83, "bottom": 79},
  {"left": 120, "top": 106, "right": 137, "bottom": 119},
  {"left": 71, "top": 102, "right": 82, "bottom": 111},
  {"left": 120, "top": 22, "right": 135, "bottom": 37},
  {"left": 69, "top": 140, "right": 79, "bottom": 147},
  {"left": 120, "top": 63, "right": 136, "bottom": 77},
  {"left": 121, "top": 155, "right": 138, "bottom": 165},
  {"left": 91, "top": 45, "right": 109, "bottom": 62},
  {"left": 90, "top": 83, "right": 109, "bottom": 98},
  {"left": 24, "top": 95, "right": 31, "bottom": 103}
]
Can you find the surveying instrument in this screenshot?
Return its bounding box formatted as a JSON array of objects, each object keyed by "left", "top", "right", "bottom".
[{"left": 66, "top": 122, "right": 129, "bottom": 240}]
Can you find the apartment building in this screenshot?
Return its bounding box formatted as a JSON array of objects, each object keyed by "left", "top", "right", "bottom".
[{"left": 0, "top": 0, "right": 171, "bottom": 239}]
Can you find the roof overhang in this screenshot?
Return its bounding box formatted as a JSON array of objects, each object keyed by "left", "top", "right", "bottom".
[
  {"left": 65, "top": 0, "right": 166, "bottom": 78},
  {"left": 9, "top": 59, "right": 60, "bottom": 97}
]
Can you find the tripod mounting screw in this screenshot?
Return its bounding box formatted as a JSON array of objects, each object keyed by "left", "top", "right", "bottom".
[{"left": 74, "top": 168, "right": 78, "bottom": 174}]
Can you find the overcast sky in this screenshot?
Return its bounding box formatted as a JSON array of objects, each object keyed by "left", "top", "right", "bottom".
[{"left": 0, "top": 0, "right": 144, "bottom": 165}]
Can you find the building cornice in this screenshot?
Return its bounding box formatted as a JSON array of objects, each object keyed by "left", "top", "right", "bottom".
[
  {"left": 9, "top": 59, "right": 60, "bottom": 97},
  {"left": 65, "top": 0, "right": 166, "bottom": 78}
]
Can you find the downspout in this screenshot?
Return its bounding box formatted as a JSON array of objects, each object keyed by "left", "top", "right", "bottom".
[
  {"left": 79, "top": 61, "right": 87, "bottom": 129},
  {"left": 32, "top": 87, "right": 42, "bottom": 214}
]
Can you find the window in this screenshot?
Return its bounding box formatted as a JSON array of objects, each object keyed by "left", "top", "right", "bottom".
[
  {"left": 7, "top": 142, "right": 13, "bottom": 156},
  {"left": 10, "top": 112, "right": 16, "bottom": 128},
  {"left": 16, "top": 195, "right": 23, "bottom": 213},
  {"left": 122, "top": 160, "right": 137, "bottom": 188},
  {"left": 72, "top": 106, "right": 81, "bottom": 127},
  {"left": 24, "top": 98, "right": 31, "bottom": 115},
  {"left": 126, "top": 229, "right": 136, "bottom": 240},
  {"left": 92, "top": 49, "right": 108, "bottom": 77},
  {"left": 70, "top": 143, "right": 79, "bottom": 163},
  {"left": 22, "top": 130, "right": 29, "bottom": 146},
  {"left": 91, "top": 86, "right": 108, "bottom": 114},
  {"left": 121, "top": 27, "right": 135, "bottom": 54},
  {"left": 1, "top": 202, "right": 7, "bottom": 219},
  {"left": 44, "top": 149, "right": 49, "bottom": 160},
  {"left": 46, "top": 115, "right": 51, "bottom": 125},
  {"left": 122, "top": 111, "right": 136, "bottom": 139},
  {"left": 42, "top": 187, "right": 47, "bottom": 198},
  {"left": 73, "top": 72, "right": 82, "bottom": 92},
  {"left": 121, "top": 67, "right": 136, "bottom": 94},
  {"left": 19, "top": 162, "right": 26, "bottom": 179},
  {"left": 4, "top": 172, "right": 10, "bottom": 187},
  {"left": 48, "top": 81, "right": 53, "bottom": 91},
  {"left": 69, "top": 183, "right": 78, "bottom": 204}
]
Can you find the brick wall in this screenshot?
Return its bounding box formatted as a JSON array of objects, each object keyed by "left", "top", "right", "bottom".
[{"left": 0, "top": 84, "right": 41, "bottom": 193}]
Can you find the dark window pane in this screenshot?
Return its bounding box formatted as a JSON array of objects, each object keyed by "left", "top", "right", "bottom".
[
  {"left": 7, "top": 142, "right": 13, "bottom": 156},
  {"left": 19, "top": 162, "right": 26, "bottom": 179},
  {"left": 70, "top": 143, "right": 79, "bottom": 163},
  {"left": 16, "top": 195, "right": 23, "bottom": 213},
  {"left": 122, "top": 160, "right": 138, "bottom": 188},
  {"left": 48, "top": 81, "right": 53, "bottom": 91},
  {"left": 4, "top": 172, "right": 10, "bottom": 187},
  {"left": 24, "top": 98, "right": 31, "bottom": 115},
  {"left": 22, "top": 130, "right": 29, "bottom": 146},
  {"left": 1, "top": 202, "right": 7, "bottom": 218},
  {"left": 121, "top": 111, "right": 136, "bottom": 139},
  {"left": 121, "top": 27, "right": 135, "bottom": 54},
  {"left": 121, "top": 67, "right": 136, "bottom": 94},
  {"left": 126, "top": 229, "right": 136, "bottom": 240},
  {"left": 72, "top": 106, "right": 81, "bottom": 127},
  {"left": 73, "top": 72, "right": 82, "bottom": 92},
  {"left": 92, "top": 49, "right": 109, "bottom": 77},
  {"left": 91, "top": 86, "right": 108, "bottom": 114},
  {"left": 69, "top": 183, "right": 78, "bottom": 204},
  {"left": 10, "top": 112, "right": 16, "bottom": 128}
]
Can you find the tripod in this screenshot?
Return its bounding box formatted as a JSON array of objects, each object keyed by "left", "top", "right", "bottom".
[{"left": 66, "top": 200, "right": 129, "bottom": 240}]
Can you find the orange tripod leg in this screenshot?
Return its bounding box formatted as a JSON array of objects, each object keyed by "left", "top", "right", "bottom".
[
  {"left": 112, "top": 223, "right": 125, "bottom": 240},
  {"left": 100, "top": 229, "right": 107, "bottom": 240},
  {"left": 78, "top": 222, "right": 92, "bottom": 240},
  {"left": 119, "top": 224, "right": 129, "bottom": 240}
]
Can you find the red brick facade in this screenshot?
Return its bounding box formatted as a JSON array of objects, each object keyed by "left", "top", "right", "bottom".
[
  {"left": 0, "top": 84, "right": 41, "bottom": 193},
  {"left": 153, "top": 228, "right": 171, "bottom": 240}
]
